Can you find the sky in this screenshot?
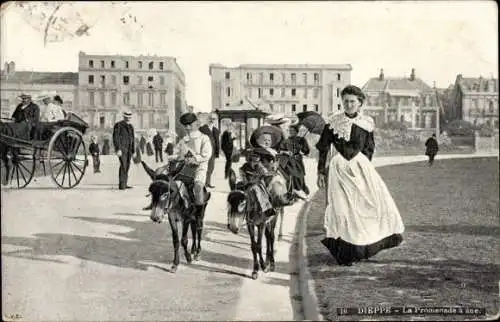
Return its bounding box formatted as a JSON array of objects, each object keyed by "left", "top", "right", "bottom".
[{"left": 1, "top": 1, "right": 498, "bottom": 112}]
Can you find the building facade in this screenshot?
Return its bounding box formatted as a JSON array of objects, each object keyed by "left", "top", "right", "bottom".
[
  {"left": 1, "top": 61, "right": 78, "bottom": 119},
  {"left": 208, "top": 63, "right": 352, "bottom": 117},
  {"left": 78, "top": 52, "right": 187, "bottom": 135},
  {"left": 448, "top": 74, "right": 498, "bottom": 128},
  {"left": 362, "top": 69, "right": 441, "bottom": 133}
]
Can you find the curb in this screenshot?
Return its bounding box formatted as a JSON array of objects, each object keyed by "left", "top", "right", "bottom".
[{"left": 291, "top": 195, "right": 324, "bottom": 321}]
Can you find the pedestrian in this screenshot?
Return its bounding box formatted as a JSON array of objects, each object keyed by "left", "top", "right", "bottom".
[
  {"left": 221, "top": 120, "right": 236, "bottom": 179},
  {"left": 153, "top": 131, "right": 164, "bottom": 163},
  {"left": 146, "top": 139, "right": 154, "bottom": 156},
  {"left": 133, "top": 136, "right": 142, "bottom": 164},
  {"left": 139, "top": 135, "right": 146, "bottom": 154},
  {"left": 281, "top": 123, "right": 310, "bottom": 197},
  {"left": 425, "top": 133, "right": 439, "bottom": 166},
  {"left": 102, "top": 139, "right": 110, "bottom": 155},
  {"left": 89, "top": 136, "right": 101, "bottom": 173},
  {"left": 10, "top": 93, "right": 40, "bottom": 140},
  {"left": 112, "top": 110, "right": 135, "bottom": 190},
  {"left": 164, "top": 132, "right": 175, "bottom": 156},
  {"left": 199, "top": 112, "right": 220, "bottom": 188},
  {"left": 316, "top": 85, "right": 405, "bottom": 266}
]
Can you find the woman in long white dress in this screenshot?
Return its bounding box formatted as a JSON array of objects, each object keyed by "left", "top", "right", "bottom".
[{"left": 316, "top": 85, "right": 404, "bottom": 266}]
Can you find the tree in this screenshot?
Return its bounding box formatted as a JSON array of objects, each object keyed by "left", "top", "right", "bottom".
[{"left": 6, "top": 2, "right": 143, "bottom": 47}]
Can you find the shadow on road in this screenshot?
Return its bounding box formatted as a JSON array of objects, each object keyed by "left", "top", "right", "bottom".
[
  {"left": 1, "top": 214, "right": 290, "bottom": 278},
  {"left": 406, "top": 224, "right": 500, "bottom": 237}
]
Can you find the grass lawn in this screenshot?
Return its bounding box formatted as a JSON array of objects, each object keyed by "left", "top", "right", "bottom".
[{"left": 305, "top": 157, "right": 499, "bottom": 321}]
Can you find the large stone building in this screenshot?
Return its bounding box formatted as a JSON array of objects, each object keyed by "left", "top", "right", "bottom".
[
  {"left": 208, "top": 63, "right": 352, "bottom": 117},
  {"left": 0, "top": 61, "right": 78, "bottom": 119},
  {"left": 78, "top": 52, "right": 187, "bottom": 136},
  {"left": 447, "top": 74, "right": 498, "bottom": 128},
  {"left": 362, "top": 69, "right": 441, "bottom": 133}
]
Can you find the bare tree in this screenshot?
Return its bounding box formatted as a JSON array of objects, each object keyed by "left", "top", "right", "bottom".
[{"left": 7, "top": 1, "right": 143, "bottom": 47}]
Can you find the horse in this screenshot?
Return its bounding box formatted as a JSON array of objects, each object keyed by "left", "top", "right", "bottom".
[
  {"left": 142, "top": 160, "right": 210, "bottom": 273},
  {"left": 226, "top": 167, "right": 295, "bottom": 279}
]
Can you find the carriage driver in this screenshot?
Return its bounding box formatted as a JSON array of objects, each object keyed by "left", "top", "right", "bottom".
[{"left": 146, "top": 112, "right": 213, "bottom": 214}]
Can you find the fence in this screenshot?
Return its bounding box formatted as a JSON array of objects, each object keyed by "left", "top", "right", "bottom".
[{"left": 474, "top": 131, "right": 500, "bottom": 152}]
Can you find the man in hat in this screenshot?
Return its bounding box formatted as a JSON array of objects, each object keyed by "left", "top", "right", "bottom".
[
  {"left": 265, "top": 113, "right": 288, "bottom": 151},
  {"left": 425, "top": 133, "right": 439, "bottom": 166},
  {"left": 10, "top": 93, "right": 40, "bottom": 139},
  {"left": 112, "top": 111, "right": 135, "bottom": 190},
  {"left": 153, "top": 130, "right": 164, "bottom": 163},
  {"left": 89, "top": 136, "right": 101, "bottom": 173},
  {"left": 198, "top": 112, "right": 220, "bottom": 188}
]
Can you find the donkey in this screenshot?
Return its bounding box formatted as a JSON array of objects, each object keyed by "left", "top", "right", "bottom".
[
  {"left": 143, "top": 161, "right": 210, "bottom": 273},
  {"left": 226, "top": 167, "right": 296, "bottom": 279}
]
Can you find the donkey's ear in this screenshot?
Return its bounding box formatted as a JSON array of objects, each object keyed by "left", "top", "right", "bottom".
[
  {"left": 141, "top": 161, "right": 156, "bottom": 181},
  {"left": 228, "top": 168, "right": 237, "bottom": 191}
]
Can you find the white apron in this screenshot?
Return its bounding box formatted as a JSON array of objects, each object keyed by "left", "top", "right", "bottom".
[{"left": 324, "top": 152, "right": 405, "bottom": 246}]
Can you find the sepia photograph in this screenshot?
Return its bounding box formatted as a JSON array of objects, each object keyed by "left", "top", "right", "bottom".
[{"left": 1, "top": 1, "right": 498, "bottom": 321}]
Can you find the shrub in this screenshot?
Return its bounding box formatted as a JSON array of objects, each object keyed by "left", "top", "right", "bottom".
[
  {"left": 443, "top": 120, "right": 475, "bottom": 136},
  {"left": 379, "top": 121, "right": 409, "bottom": 132},
  {"left": 476, "top": 125, "right": 495, "bottom": 137}
]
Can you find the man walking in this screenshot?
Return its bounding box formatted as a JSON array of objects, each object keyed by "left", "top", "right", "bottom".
[
  {"left": 89, "top": 136, "right": 101, "bottom": 173},
  {"left": 113, "top": 111, "right": 135, "bottom": 190},
  {"left": 199, "top": 112, "right": 219, "bottom": 188},
  {"left": 425, "top": 133, "right": 439, "bottom": 166},
  {"left": 153, "top": 131, "right": 164, "bottom": 163},
  {"left": 221, "top": 121, "right": 236, "bottom": 179}
]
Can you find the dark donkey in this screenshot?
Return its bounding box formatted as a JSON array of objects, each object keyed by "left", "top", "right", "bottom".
[
  {"left": 226, "top": 167, "right": 295, "bottom": 279},
  {"left": 143, "top": 161, "right": 210, "bottom": 273}
]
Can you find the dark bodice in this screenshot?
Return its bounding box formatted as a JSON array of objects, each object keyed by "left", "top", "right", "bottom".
[
  {"left": 282, "top": 136, "right": 310, "bottom": 157},
  {"left": 316, "top": 120, "right": 375, "bottom": 175}
]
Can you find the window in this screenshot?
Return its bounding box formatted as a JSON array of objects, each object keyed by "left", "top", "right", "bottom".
[
  {"left": 292, "top": 104, "right": 296, "bottom": 112},
  {"left": 280, "top": 104, "right": 285, "bottom": 113},
  {"left": 100, "top": 75, "right": 105, "bottom": 87},
  {"left": 100, "top": 60, "right": 105, "bottom": 68},
  {"left": 336, "top": 88, "right": 340, "bottom": 97},
  {"left": 291, "top": 73, "right": 296, "bottom": 84},
  {"left": 111, "top": 75, "right": 117, "bottom": 85},
  {"left": 149, "top": 62, "right": 154, "bottom": 70},
  {"left": 159, "top": 62, "right": 164, "bottom": 70},
  {"left": 314, "top": 73, "right": 319, "bottom": 84},
  {"left": 160, "top": 92, "right": 166, "bottom": 105},
  {"left": 337, "top": 73, "right": 341, "bottom": 81},
  {"left": 270, "top": 104, "right": 274, "bottom": 111},
  {"left": 111, "top": 92, "right": 117, "bottom": 105},
  {"left": 270, "top": 73, "right": 274, "bottom": 82},
  {"left": 160, "top": 76, "right": 165, "bottom": 85},
  {"left": 302, "top": 73, "right": 307, "bottom": 84},
  {"left": 258, "top": 88, "right": 262, "bottom": 98},
  {"left": 225, "top": 72, "right": 230, "bottom": 80},
  {"left": 281, "top": 88, "right": 285, "bottom": 98},
  {"left": 291, "top": 88, "right": 296, "bottom": 97},
  {"left": 148, "top": 76, "right": 154, "bottom": 82},
  {"left": 125, "top": 61, "right": 129, "bottom": 69},
  {"left": 89, "top": 60, "right": 94, "bottom": 68},
  {"left": 100, "top": 92, "right": 105, "bottom": 106},
  {"left": 314, "top": 104, "right": 319, "bottom": 112},
  {"left": 99, "top": 116, "right": 105, "bottom": 129},
  {"left": 111, "top": 60, "right": 115, "bottom": 68},
  {"left": 303, "top": 104, "right": 307, "bottom": 112},
  {"left": 89, "top": 92, "right": 95, "bottom": 106},
  {"left": 148, "top": 92, "right": 154, "bottom": 106},
  {"left": 123, "top": 76, "right": 130, "bottom": 85},
  {"left": 138, "top": 61, "right": 143, "bottom": 69},
  {"left": 123, "top": 92, "right": 130, "bottom": 105},
  {"left": 137, "top": 92, "right": 143, "bottom": 107},
  {"left": 337, "top": 104, "right": 341, "bottom": 110},
  {"left": 269, "top": 88, "right": 274, "bottom": 96},
  {"left": 247, "top": 88, "right": 252, "bottom": 98},
  {"left": 227, "top": 87, "right": 231, "bottom": 97},
  {"left": 259, "top": 72, "right": 264, "bottom": 84},
  {"left": 489, "top": 100, "right": 494, "bottom": 112},
  {"left": 313, "top": 87, "right": 319, "bottom": 98},
  {"left": 137, "top": 76, "right": 143, "bottom": 84},
  {"left": 303, "top": 88, "right": 308, "bottom": 99},
  {"left": 88, "top": 75, "right": 94, "bottom": 84},
  {"left": 246, "top": 73, "right": 252, "bottom": 84},
  {"left": 281, "top": 73, "right": 286, "bottom": 82}
]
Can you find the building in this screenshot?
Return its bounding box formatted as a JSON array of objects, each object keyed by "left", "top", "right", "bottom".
[
  {"left": 447, "top": 74, "right": 498, "bottom": 128},
  {"left": 0, "top": 61, "right": 78, "bottom": 118},
  {"left": 362, "top": 69, "right": 441, "bottom": 133},
  {"left": 208, "top": 63, "right": 352, "bottom": 117},
  {"left": 77, "top": 51, "right": 187, "bottom": 136}
]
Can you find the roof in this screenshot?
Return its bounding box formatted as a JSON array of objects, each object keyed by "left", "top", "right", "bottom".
[
  {"left": 362, "top": 77, "right": 433, "bottom": 94},
  {"left": 1, "top": 71, "right": 78, "bottom": 85},
  {"left": 209, "top": 63, "right": 352, "bottom": 72},
  {"left": 457, "top": 76, "right": 498, "bottom": 93}
]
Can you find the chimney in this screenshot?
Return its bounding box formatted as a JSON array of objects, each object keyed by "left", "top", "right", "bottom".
[
  {"left": 379, "top": 68, "right": 384, "bottom": 81},
  {"left": 8, "top": 61, "right": 15, "bottom": 74},
  {"left": 410, "top": 68, "right": 415, "bottom": 81}
]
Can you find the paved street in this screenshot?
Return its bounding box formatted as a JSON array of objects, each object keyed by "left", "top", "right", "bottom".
[{"left": 1, "top": 154, "right": 316, "bottom": 321}]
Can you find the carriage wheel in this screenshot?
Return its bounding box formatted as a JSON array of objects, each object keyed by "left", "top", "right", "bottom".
[
  {"left": 47, "top": 127, "right": 88, "bottom": 189},
  {"left": 0, "top": 147, "right": 36, "bottom": 189}
]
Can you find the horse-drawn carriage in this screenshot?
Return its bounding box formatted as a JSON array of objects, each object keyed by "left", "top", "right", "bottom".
[{"left": 0, "top": 113, "right": 89, "bottom": 189}]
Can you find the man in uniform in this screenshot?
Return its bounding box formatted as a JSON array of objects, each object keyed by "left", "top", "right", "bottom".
[{"left": 112, "top": 111, "right": 135, "bottom": 190}]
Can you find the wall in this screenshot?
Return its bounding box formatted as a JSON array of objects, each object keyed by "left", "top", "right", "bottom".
[{"left": 474, "top": 131, "right": 500, "bottom": 152}]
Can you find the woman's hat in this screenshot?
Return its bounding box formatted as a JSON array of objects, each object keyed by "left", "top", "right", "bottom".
[
  {"left": 266, "top": 113, "right": 288, "bottom": 125},
  {"left": 123, "top": 110, "right": 133, "bottom": 118},
  {"left": 35, "top": 91, "right": 56, "bottom": 101},
  {"left": 250, "top": 125, "right": 283, "bottom": 149},
  {"left": 180, "top": 112, "right": 197, "bottom": 125},
  {"left": 252, "top": 147, "right": 277, "bottom": 161}
]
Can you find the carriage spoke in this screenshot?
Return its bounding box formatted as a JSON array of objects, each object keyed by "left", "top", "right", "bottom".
[
  {"left": 9, "top": 161, "right": 16, "bottom": 184},
  {"left": 51, "top": 159, "right": 65, "bottom": 170},
  {"left": 16, "top": 163, "right": 28, "bottom": 184},
  {"left": 71, "top": 161, "right": 84, "bottom": 176},
  {"left": 68, "top": 164, "right": 72, "bottom": 187},
  {"left": 17, "top": 160, "right": 31, "bottom": 176},
  {"left": 57, "top": 135, "right": 69, "bottom": 155},
  {"left": 61, "top": 163, "right": 67, "bottom": 186},
  {"left": 15, "top": 166, "right": 20, "bottom": 188},
  {"left": 55, "top": 161, "right": 66, "bottom": 180},
  {"left": 68, "top": 163, "right": 78, "bottom": 186}
]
